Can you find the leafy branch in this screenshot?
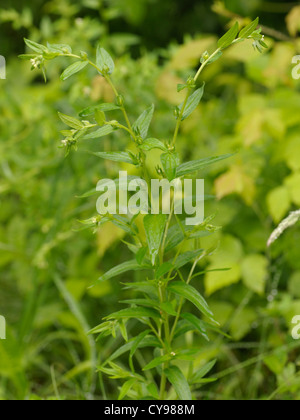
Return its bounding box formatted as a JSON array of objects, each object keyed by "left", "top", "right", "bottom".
[{"left": 22, "top": 17, "right": 266, "bottom": 400}]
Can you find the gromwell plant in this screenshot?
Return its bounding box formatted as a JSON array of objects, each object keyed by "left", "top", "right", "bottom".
[{"left": 22, "top": 18, "right": 266, "bottom": 400}]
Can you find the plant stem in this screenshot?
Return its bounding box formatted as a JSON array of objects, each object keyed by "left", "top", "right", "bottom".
[
  {"left": 170, "top": 252, "right": 205, "bottom": 342},
  {"left": 171, "top": 47, "right": 221, "bottom": 147}
]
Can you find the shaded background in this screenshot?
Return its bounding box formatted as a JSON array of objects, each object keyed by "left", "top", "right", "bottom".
[{"left": 1, "top": 0, "right": 300, "bottom": 400}]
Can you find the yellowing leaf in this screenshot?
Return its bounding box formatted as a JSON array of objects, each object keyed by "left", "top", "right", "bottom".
[
  {"left": 285, "top": 173, "right": 300, "bottom": 206},
  {"left": 224, "top": 38, "right": 258, "bottom": 63},
  {"left": 230, "top": 308, "right": 257, "bottom": 341},
  {"left": 266, "top": 186, "right": 291, "bottom": 223},
  {"left": 263, "top": 44, "right": 295, "bottom": 87},
  {"left": 97, "top": 223, "right": 126, "bottom": 258},
  {"left": 169, "top": 37, "right": 217, "bottom": 70},
  {"left": 205, "top": 263, "right": 241, "bottom": 296},
  {"left": 238, "top": 111, "right": 264, "bottom": 146},
  {"left": 214, "top": 165, "right": 256, "bottom": 205},
  {"left": 155, "top": 71, "right": 186, "bottom": 105},
  {"left": 284, "top": 135, "right": 300, "bottom": 171},
  {"left": 286, "top": 5, "right": 300, "bottom": 37},
  {"left": 209, "top": 234, "right": 244, "bottom": 266},
  {"left": 241, "top": 254, "right": 268, "bottom": 295},
  {"left": 204, "top": 235, "right": 243, "bottom": 295},
  {"left": 91, "top": 76, "right": 114, "bottom": 102}
]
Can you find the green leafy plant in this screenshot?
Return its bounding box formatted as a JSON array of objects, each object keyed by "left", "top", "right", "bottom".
[{"left": 22, "top": 18, "right": 266, "bottom": 400}]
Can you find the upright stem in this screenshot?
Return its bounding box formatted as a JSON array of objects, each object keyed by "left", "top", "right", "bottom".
[{"left": 171, "top": 48, "right": 221, "bottom": 147}]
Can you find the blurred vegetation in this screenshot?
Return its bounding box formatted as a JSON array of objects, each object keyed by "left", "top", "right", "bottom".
[{"left": 1, "top": 0, "right": 300, "bottom": 400}]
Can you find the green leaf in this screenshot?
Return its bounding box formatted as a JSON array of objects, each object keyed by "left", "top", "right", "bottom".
[
  {"left": 82, "top": 126, "right": 115, "bottom": 140},
  {"left": 97, "top": 362, "right": 139, "bottom": 380},
  {"left": 118, "top": 378, "right": 136, "bottom": 400},
  {"left": 147, "top": 383, "right": 159, "bottom": 399},
  {"left": 122, "top": 281, "right": 158, "bottom": 298},
  {"left": 24, "top": 38, "right": 47, "bottom": 53},
  {"left": 119, "top": 320, "right": 128, "bottom": 342},
  {"left": 96, "top": 46, "right": 115, "bottom": 75},
  {"left": 88, "top": 321, "right": 113, "bottom": 335},
  {"left": 172, "top": 249, "right": 204, "bottom": 271},
  {"left": 106, "top": 336, "right": 161, "bottom": 363},
  {"left": 19, "top": 54, "right": 38, "bottom": 60},
  {"left": 47, "top": 43, "right": 72, "bottom": 54},
  {"left": 168, "top": 282, "right": 215, "bottom": 323},
  {"left": 143, "top": 214, "right": 167, "bottom": 265},
  {"left": 160, "top": 302, "right": 177, "bottom": 316},
  {"left": 266, "top": 186, "right": 290, "bottom": 224},
  {"left": 218, "top": 22, "right": 239, "bottom": 49},
  {"left": 206, "top": 51, "right": 223, "bottom": 64},
  {"left": 178, "top": 84, "right": 205, "bottom": 121},
  {"left": 139, "top": 138, "right": 167, "bottom": 152},
  {"left": 133, "top": 104, "right": 154, "bottom": 139},
  {"left": 106, "top": 307, "right": 160, "bottom": 320},
  {"left": 176, "top": 153, "right": 234, "bottom": 177},
  {"left": 89, "top": 151, "right": 137, "bottom": 165},
  {"left": 58, "top": 112, "right": 84, "bottom": 130},
  {"left": 181, "top": 313, "right": 209, "bottom": 341},
  {"left": 165, "top": 224, "right": 185, "bottom": 253},
  {"left": 60, "top": 61, "right": 88, "bottom": 81},
  {"left": 135, "top": 247, "right": 148, "bottom": 265},
  {"left": 79, "top": 103, "right": 120, "bottom": 118},
  {"left": 120, "top": 299, "right": 159, "bottom": 309},
  {"left": 191, "top": 360, "right": 217, "bottom": 384},
  {"left": 239, "top": 17, "right": 259, "bottom": 39},
  {"left": 156, "top": 262, "right": 173, "bottom": 278},
  {"left": 130, "top": 329, "right": 152, "bottom": 359},
  {"left": 164, "top": 366, "right": 192, "bottom": 400},
  {"left": 241, "top": 254, "right": 268, "bottom": 295},
  {"left": 143, "top": 354, "right": 172, "bottom": 371},
  {"left": 161, "top": 152, "right": 180, "bottom": 181},
  {"left": 92, "top": 260, "right": 149, "bottom": 286},
  {"left": 177, "top": 83, "right": 187, "bottom": 92}
]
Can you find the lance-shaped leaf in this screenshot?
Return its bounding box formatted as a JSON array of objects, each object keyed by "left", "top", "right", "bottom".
[
  {"left": 168, "top": 282, "right": 215, "bottom": 322},
  {"left": 191, "top": 359, "right": 217, "bottom": 384},
  {"left": 172, "top": 249, "right": 204, "bottom": 270},
  {"left": 178, "top": 84, "right": 205, "bottom": 121},
  {"left": 139, "top": 138, "right": 167, "bottom": 152},
  {"left": 60, "top": 61, "right": 88, "bottom": 81},
  {"left": 106, "top": 336, "right": 161, "bottom": 364},
  {"left": 24, "top": 38, "right": 48, "bottom": 53},
  {"left": 118, "top": 379, "right": 136, "bottom": 401},
  {"left": 143, "top": 214, "right": 167, "bottom": 265},
  {"left": 218, "top": 22, "right": 239, "bottom": 49},
  {"left": 133, "top": 104, "right": 154, "bottom": 139},
  {"left": 58, "top": 112, "right": 84, "bottom": 130},
  {"left": 96, "top": 46, "right": 115, "bottom": 75},
  {"left": 143, "top": 354, "right": 173, "bottom": 371},
  {"left": 79, "top": 103, "right": 120, "bottom": 117},
  {"left": 165, "top": 366, "right": 192, "bottom": 401},
  {"left": 47, "top": 42, "right": 72, "bottom": 54},
  {"left": 161, "top": 152, "right": 180, "bottom": 181},
  {"left": 181, "top": 313, "right": 209, "bottom": 341},
  {"left": 129, "top": 329, "right": 152, "bottom": 360},
  {"left": 239, "top": 17, "right": 259, "bottom": 39},
  {"left": 106, "top": 307, "right": 160, "bottom": 320},
  {"left": 82, "top": 126, "right": 115, "bottom": 140},
  {"left": 91, "top": 260, "right": 150, "bottom": 286},
  {"left": 176, "top": 153, "right": 234, "bottom": 177},
  {"left": 89, "top": 151, "right": 137, "bottom": 165}
]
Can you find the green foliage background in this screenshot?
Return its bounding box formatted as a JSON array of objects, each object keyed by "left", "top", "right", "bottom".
[{"left": 1, "top": 0, "right": 300, "bottom": 400}]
